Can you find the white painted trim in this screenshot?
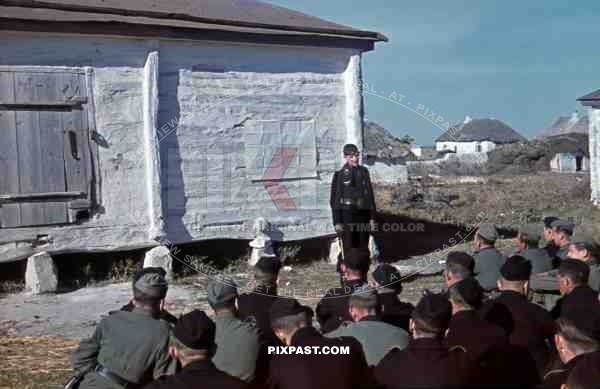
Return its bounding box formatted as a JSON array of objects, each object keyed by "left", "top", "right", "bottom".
[
  {"left": 0, "top": 65, "right": 86, "bottom": 73},
  {"left": 343, "top": 53, "right": 363, "bottom": 163},
  {"left": 142, "top": 50, "right": 164, "bottom": 239}
]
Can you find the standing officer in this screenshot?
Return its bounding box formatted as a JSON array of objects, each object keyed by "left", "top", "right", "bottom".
[
  {"left": 71, "top": 269, "right": 174, "bottom": 388},
  {"left": 330, "top": 143, "right": 377, "bottom": 276}
]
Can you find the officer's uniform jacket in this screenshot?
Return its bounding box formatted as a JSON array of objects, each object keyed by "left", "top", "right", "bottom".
[{"left": 473, "top": 247, "right": 506, "bottom": 292}]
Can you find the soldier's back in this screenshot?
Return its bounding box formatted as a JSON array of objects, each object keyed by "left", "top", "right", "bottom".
[
  {"left": 522, "top": 248, "right": 553, "bottom": 275},
  {"left": 316, "top": 279, "right": 366, "bottom": 333},
  {"left": 74, "top": 309, "right": 172, "bottom": 389},
  {"left": 378, "top": 291, "right": 413, "bottom": 331},
  {"left": 237, "top": 290, "right": 280, "bottom": 346},
  {"left": 474, "top": 247, "right": 505, "bottom": 291},
  {"left": 375, "top": 338, "right": 471, "bottom": 389}
]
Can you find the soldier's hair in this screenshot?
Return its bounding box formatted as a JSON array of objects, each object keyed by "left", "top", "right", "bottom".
[
  {"left": 412, "top": 316, "right": 446, "bottom": 337},
  {"left": 447, "top": 283, "right": 473, "bottom": 310},
  {"left": 519, "top": 232, "right": 539, "bottom": 248},
  {"left": 446, "top": 262, "right": 473, "bottom": 281},
  {"left": 349, "top": 292, "right": 380, "bottom": 315},
  {"left": 556, "top": 317, "right": 599, "bottom": 355},
  {"left": 558, "top": 264, "right": 590, "bottom": 286},
  {"left": 271, "top": 311, "right": 309, "bottom": 334},
  {"left": 254, "top": 268, "right": 278, "bottom": 288},
  {"left": 570, "top": 241, "right": 596, "bottom": 257}
]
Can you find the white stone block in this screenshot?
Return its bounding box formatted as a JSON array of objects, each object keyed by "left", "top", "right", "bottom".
[
  {"left": 25, "top": 252, "right": 58, "bottom": 294},
  {"left": 143, "top": 246, "right": 173, "bottom": 280},
  {"left": 328, "top": 237, "right": 341, "bottom": 265}
]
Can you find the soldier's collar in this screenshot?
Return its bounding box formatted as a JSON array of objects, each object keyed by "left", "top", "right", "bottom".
[{"left": 131, "top": 306, "right": 156, "bottom": 317}]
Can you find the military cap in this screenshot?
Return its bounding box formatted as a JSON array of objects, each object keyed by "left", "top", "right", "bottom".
[
  {"left": 500, "top": 255, "right": 532, "bottom": 281},
  {"left": 542, "top": 216, "right": 559, "bottom": 229},
  {"left": 558, "top": 258, "right": 590, "bottom": 282},
  {"left": 173, "top": 310, "right": 216, "bottom": 350},
  {"left": 570, "top": 236, "right": 598, "bottom": 252},
  {"left": 133, "top": 267, "right": 168, "bottom": 299},
  {"left": 550, "top": 219, "right": 575, "bottom": 235},
  {"left": 560, "top": 306, "right": 600, "bottom": 341},
  {"left": 518, "top": 224, "right": 542, "bottom": 243},
  {"left": 565, "top": 351, "right": 600, "bottom": 389},
  {"left": 372, "top": 264, "right": 402, "bottom": 292},
  {"left": 207, "top": 277, "right": 238, "bottom": 307},
  {"left": 269, "top": 298, "right": 313, "bottom": 322},
  {"left": 343, "top": 143, "right": 359, "bottom": 155},
  {"left": 477, "top": 223, "right": 499, "bottom": 242},
  {"left": 412, "top": 293, "right": 452, "bottom": 332},
  {"left": 452, "top": 277, "right": 484, "bottom": 307},
  {"left": 255, "top": 257, "right": 282, "bottom": 275},
  {"left": 343, "top": 247, "right": 371, "bottom": 273},
  {"left": 445, "top": 251, "right": 475, "bottom": 273}
]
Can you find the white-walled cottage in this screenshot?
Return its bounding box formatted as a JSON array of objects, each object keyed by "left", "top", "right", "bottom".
[
  {"left": 435, "top": 116, "right": 526, "bottom": 154},
  {"left": 0, "top": 0, "right": 386, "bottom": 262},
  {"left": 578, "top": 89, "right": 600, "bottom": 205}
]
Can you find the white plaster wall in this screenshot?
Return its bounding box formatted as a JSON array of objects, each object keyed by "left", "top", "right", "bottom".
[
  {"left": 435, "top": 141, "right": 496, "bottom": 153},
  {"left": 157, "top": 40, "right": 358, "bottom": 241},
  {"left": 590, "top": 108, "right": 600, "bottom": 204}
]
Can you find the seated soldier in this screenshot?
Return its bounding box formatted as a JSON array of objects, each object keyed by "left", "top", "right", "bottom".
[
  {"left": 542, "top": 216, "right": 560, "bottom": 260},
  {"left": 482, "top": 255, "right": 555, "bottom": 376},
  {"left": 472, "top": 223, "right": 506, "bottom": 292},
  {"left": 445, "top": 277, "right": 508, "bottom": 361},
  {"left": 316, "top": 247, "right": 369, "bottom": 333},
  {"left": 325, "top": 287, "right": 409, "bottom": 366},
  {"left": 568, "top": 238, "right": 600, "bottom": 292},
  {"left": 375, "top": 293, "right": 471, "bottom": 388},
  {"left": 443, "top": 251, "right": 475, "bottom": 288},
  {"left": 71, "top": 269, "right": 174, "bottom": 388},
  {"left": 371, "top": 263, "right": 414, "bottom": 331},
  {"left": 539, "top": 307, "right": 600, "bottom": 389},
  {"left": 551, "top": 219, "right": 575, "bottom": 263},
  {"left": 267, "top": 298, "right": 374, "bottom": 389},
  {"left": 207, "top": 277, "right": 261, "bottom": 383},
  {"left": 144, "top": 310, "right": 247, "bottom": 389},
  {"left": 551, "top": 259, "right": 598, "bottom": 319},
  {"left": 113, "top": 267, "right": 178, "bottom": 326},
  {"left": 514, "top": 224, "right": 553, "bottom": 274}
]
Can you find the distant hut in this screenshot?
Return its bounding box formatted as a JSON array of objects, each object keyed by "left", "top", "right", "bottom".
[
  {"left": 548, "top": 133, "right": 590, "bottom": 173},
  {"left": 0, "top": 0, "right": 387, "bottom": 262},
  {"left": 435, "top": 116, "right": 526, "bottom": 154},
  {"left": 578, "top": 89, "right": 600, "bottom": 205},
  {"left": 538, "top": 112, "right": 588, "bottom": 139},
  {"left": 363, "top": 121, "right": 413, "bottom": 184}
]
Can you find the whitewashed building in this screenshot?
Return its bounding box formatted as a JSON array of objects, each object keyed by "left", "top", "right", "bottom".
[
  {"left": 435, "top": 116, "right": 526, "bottom": 154},
  {"left": 578, "top": 89, "right": 600, "bottom": 205},
  {"left": 0, "top": 0, "right": 386, "bottom": 262}
]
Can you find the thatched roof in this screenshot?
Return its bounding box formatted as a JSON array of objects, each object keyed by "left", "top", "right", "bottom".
[
  {"left": 364, "top": 121, "right": 414, "bottom": 161},
  {"left": 546, "top": 133, "right": 589, "bottom": 157},
  {"left": 436, "top": 117, "right": 526, "bottom": 144},
  {"left": 537, "top": 113, "right": 588, "bottom": 139},
  {"left": 578, "top": 89, "right": 600, "bottom": 106}
]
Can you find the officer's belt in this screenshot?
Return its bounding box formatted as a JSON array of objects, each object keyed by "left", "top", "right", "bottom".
[
  {"left": 339, "top": 197, "right": 364, "bottom": 207},
  {"left": 95, "top": 365, "right": 140, "bottom": 388}
]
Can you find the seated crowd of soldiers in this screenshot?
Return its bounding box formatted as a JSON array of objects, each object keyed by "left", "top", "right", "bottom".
[{"left": 69, "top": 217, "right": 600, "bottom": 389}]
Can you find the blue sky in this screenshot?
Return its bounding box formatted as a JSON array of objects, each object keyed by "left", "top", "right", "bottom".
[{"left": 272, "top": 0, "right": 600, "bottom": 145}]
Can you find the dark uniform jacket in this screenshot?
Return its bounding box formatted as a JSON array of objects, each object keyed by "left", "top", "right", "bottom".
[
  {"left": 378, "top": 290, "right": 414, "bottom": 331},
  {"left": 72, "top": 308, "right": 174, "bottom": 389},
  {"left": 538, "top": 353, "right": 587, "bottom": 389},
  {"left": 316, "top": 279, "right": 367, "bottom": 333},
  {"left": 267, "top": 326, "right": 374, "bottom": 389},
  {"left": 143, "top": 360, "right": 247, "bottom": 389},
  {"left": 543, "top": 242, "right": 559, "bottom": 264},
  {"left": 551, "top": 285, "right": 599, "bottom": 319},
  {"left": 520, "top": 248, "right": 553, "bottom": 275},
  {"left": 482, "top": 290, "right": 555, "bottom": 375},
  {"left": 375, "top": 337, "right": 471, "bottom": 389},
  {"left": 445, "top": 309, "right": 508, "bottom": 361},
  {"left": 588, "top": 257, "right": 600, "bottom": 292},
  {"left": 473, "top": 247, "right": 506, "bottom": 292},
  {"left": 237, "top": 286, "right": 282, "bottom": 347}
]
